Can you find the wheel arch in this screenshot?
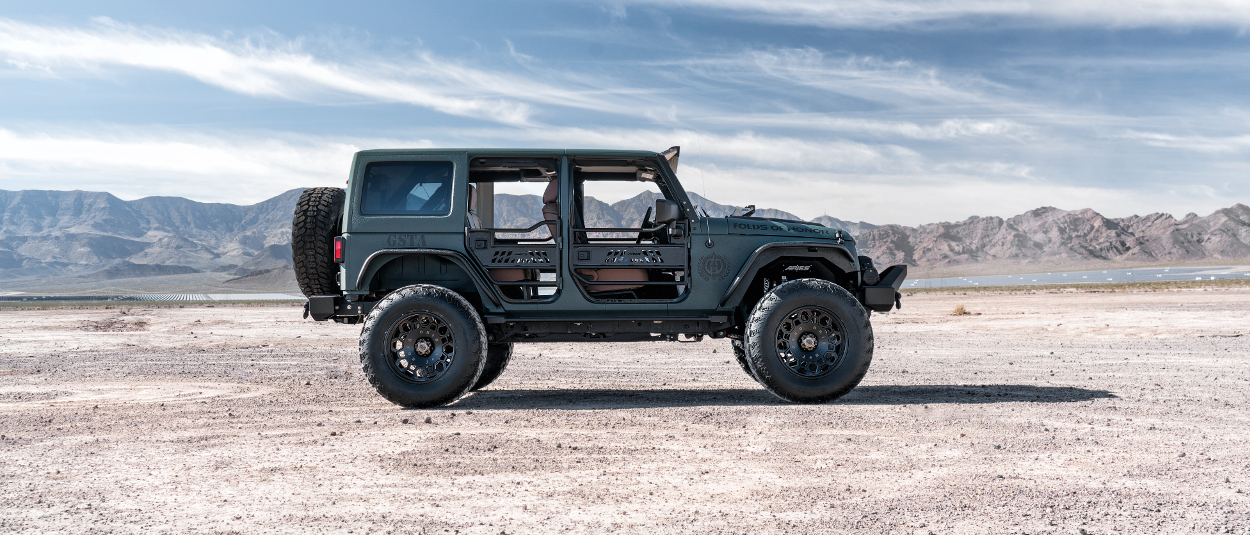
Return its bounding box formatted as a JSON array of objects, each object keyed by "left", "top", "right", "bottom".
[
  {"left": 718, "top": 242, "right": 858, "bottom": 325},
  {"left": 356, "top": 249, "right": 502, "bottom": 308}
]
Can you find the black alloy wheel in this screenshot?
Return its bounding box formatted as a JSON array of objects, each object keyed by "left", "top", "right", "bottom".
[
  {"left": 772, "top": 306, "right": 847, "bottom": 379},
  {"left": 386, "top": 313, "right": 457, "bottom": 383}
]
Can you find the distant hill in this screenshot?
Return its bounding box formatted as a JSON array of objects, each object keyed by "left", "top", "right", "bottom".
[
  {"left": 856, "top": 204, "right": 1250, "bottom": 269},
  {"left": 0, "top": 188, "right": 300, "bottom": 280},
  {"left": 82, "top": 261, "right": 201, "bottom": 280}
]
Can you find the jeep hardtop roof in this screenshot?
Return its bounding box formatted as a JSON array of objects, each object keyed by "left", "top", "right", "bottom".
[{"left": 355, "top": 148, "right": 663, "bottom": 158}]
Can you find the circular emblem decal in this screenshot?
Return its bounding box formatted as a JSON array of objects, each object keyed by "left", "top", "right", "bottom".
[{"left": 698, "top": 252, "right": 730, "bottom": 281}]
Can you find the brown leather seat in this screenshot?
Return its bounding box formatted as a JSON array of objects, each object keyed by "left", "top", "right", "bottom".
[
  {"left": 490, "top": 268, "right": 527, "bottom": 282},
  {"left": 541, "top": 178, "right": 559, "bottom": 239},
  {"left": 468, "top": 184, "right": 526, "bottom": 283},
  {"left": 577, "top": 268, "right": 648, "bottom": 292}
]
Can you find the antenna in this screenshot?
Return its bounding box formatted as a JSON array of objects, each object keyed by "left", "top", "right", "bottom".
[
  {"left": 697, "top": 129, "right": 707, "bottom": 204},
  {"left": 695, "top": 129, "right": 713, "bottom": 247}
]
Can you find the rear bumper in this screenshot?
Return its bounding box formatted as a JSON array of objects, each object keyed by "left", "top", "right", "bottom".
[
  {"left": 859, "top": 264, "right": 907, "bottom": 312},
  {"left": 304, "top": 295, "right": 372, "bottom": 322}
]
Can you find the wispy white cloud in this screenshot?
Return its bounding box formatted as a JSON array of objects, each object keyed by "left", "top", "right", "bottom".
[
  {"left": 743, "top": 49, "right": 993, "bottom": 105},
  {"left": 661, "top": 48, "right": 998, "bottom": 109},
  {"left": 621, "top": 0, "right": 1250, "bottom": 28},
  {"left": 0, "top": 17, "right": 651, "bottom": 125},
  {"left": 1120, "top": 130, "right": 1250, "bottom": 153},
  {"left": 0, "top": 126, "right": 400, "bottom": 203},
  {"left": 0, "top": 18, "right": 1081, "bottom": 141},
  {"left": 705, "top": 115, "right": 1035, "bottom": 140}
]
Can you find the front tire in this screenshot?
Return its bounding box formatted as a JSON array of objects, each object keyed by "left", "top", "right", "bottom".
[
  {"left": 360, "top": 285, "right": 486, "bottom": 408},
  {"left": 745, "top": 279, "right": 874, "bottom": 403}
]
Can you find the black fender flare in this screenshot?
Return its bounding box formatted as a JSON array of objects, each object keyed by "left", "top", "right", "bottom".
[
  {"left": 355, "top": 248, "right": 502, "bottom": 307},
  {"left": 717, "top": 241, "right": 857, "bottom": 308}
]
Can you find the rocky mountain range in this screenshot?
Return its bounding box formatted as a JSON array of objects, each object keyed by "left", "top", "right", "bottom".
[
  {"left": 0, "top": 189, "right": 300, "bottom": 280},
  {"left": 857, "top": 204, "right": 1250, "bottom": 269},
  {"left": 0, "top": 186, "right": 1246, "bottom": 284}
]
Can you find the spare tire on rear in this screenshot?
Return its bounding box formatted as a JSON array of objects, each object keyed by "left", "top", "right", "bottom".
[{"left": 292, "top": 187, "right": 345, "bottom": 297}]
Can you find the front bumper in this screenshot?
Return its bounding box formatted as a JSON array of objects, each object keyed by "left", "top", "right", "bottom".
[{"left": 859, "top": 264, "right": 907, "bottom": 312}]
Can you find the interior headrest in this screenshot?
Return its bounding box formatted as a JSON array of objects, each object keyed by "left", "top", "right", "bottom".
[
  {"left": 542, "top": 178, "right": 559, "bottom": 203},
  {"left": 468, "top": 184, "right": 477, "bottom": 212}
]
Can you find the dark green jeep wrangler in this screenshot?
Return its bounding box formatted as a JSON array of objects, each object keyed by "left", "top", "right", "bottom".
[{"left": 292, "top": 147, "right": 906, "bottom": 408}]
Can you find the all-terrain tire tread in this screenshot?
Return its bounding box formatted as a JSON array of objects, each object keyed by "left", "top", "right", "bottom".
[
  {"left": 730, "top": 339, "right": 762, "bottom": 385},
  {"left": 292, "top": 187, "right": 345, "bottom": 298},
  {"left": 471, "top": 342, "right": 513, "bottom": 391}
]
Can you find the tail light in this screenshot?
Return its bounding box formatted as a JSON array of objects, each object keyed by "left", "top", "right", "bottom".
[{"left": 333, "top": 237, "right": 344, "bottom": 263}]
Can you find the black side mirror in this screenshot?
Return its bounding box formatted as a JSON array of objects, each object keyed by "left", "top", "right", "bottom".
[{"left": 654, "top": 199, "right": 681, "bottom": 224}]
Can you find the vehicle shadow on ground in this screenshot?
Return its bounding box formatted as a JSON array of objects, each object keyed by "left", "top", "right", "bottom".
[
  {"left": 840, "top": 384, "right": 1117, "bottom": 405},
  {"left": 453, "top": 384, "right": 1116, "bottom": 410}
]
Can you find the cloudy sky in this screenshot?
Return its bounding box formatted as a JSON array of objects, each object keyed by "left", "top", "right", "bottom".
[{"left": 1, "top": 1, "right": 1247, "bottom": 225}]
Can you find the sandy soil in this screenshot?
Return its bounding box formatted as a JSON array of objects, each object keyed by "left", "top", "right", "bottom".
[{"left": 1, "top": 291, "right": 1249, "bottom": 534}]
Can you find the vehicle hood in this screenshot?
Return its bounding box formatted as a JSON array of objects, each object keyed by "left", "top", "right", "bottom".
[{"left": 725, "top": 217, "right": 851, "bottom": 242}]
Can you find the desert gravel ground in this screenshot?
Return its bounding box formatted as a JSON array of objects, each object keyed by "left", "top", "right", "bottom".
[{"left": 1, "top": 289, "right": 1249, "bottom": 534}]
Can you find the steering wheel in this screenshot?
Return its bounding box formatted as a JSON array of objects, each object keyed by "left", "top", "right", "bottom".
[{"left": 636, "top": 206, "right": 653, "bottom": 244}]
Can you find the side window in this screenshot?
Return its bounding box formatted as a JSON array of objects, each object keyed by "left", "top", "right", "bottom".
[
  {"left": 360, "top": 161, "right": 454, "bottom": 216},
  {"left": 581, "top": 180, "right": 664, "bottom": 228}
]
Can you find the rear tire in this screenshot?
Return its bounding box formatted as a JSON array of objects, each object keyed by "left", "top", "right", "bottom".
[
  {"left": 292, "top": 187, "right": 345, "bottom": 298},
  {"left": 471, "top": 342, "right": 513, "bottom": 391},
  {"left": 360, "top": 285, "right": 486, "bottom": 408},
  {"left": 730, "top": 339, "right": 762, "bottom": 385},
  {"left": 746, "top": 279, "right": 874, "bottom": 403}
]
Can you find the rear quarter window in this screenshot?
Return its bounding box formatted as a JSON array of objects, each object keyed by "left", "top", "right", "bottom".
[{"left": 360, "top": 161, "right": 455, "bottom": 216}]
